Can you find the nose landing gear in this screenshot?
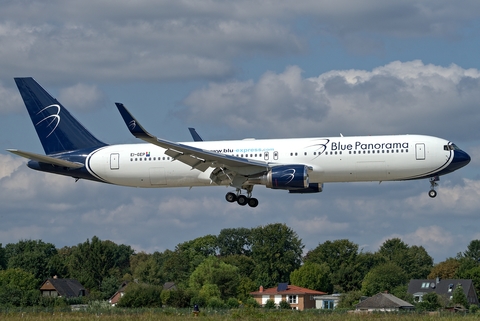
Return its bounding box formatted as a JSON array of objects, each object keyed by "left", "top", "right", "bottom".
[{"left": 428, "top": 176, "right": 439, "bottom": 198}]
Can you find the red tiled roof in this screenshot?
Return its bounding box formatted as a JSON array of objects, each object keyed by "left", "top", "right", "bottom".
[{"left": 250, "top": 284, "right": 326, "bottom": 296}]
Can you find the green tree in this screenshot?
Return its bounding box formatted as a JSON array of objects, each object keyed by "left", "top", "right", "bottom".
[
  {"left": 217, "top": 228, "right": 252, "bottom": 256},
  {"left": 237, "top": 276, "right": 257, "bottom": 302},
  {"left": 305, "top": 239, "right": 360, "bottom": 292},
  {"left": 0, "top": 268, "right": 39, "bottom": 307},
  {"left": 165, "top": 235, "right": 218, "bottom": 286},
  {"left": 65, "top": 236, "right": 133, "bottom": 291},
  {"left": 0, "top": 244, "right": 6, "bottom": 270},
  {"left": 189, "top": 256, "right": 239, "bottom": 300},
  {"left": 377, "top": 238, "right": 433, "bottom": 279},
  {"left": 407, "top": 245, "right": 434, "bottom": 279},
  {"left": 463, "top": 240, "right": 480, "bottom": 262},
  {"left": 5, "top": 239, "right": 58, "bottom": 282},
  {"left": 133, "top": 255, "right": 164, "bottom": 286},
  {"left": 250, "top": 223, "right": 303, "bottom": 288},
  {"left": 337, "top": 290, "right": 363, "bottom": 309},
  {"left": 348, "top": 251, "right": 385, "bottom": 292},
  {"left": 457, "top": 266, "right": 480, "bottom": 298},
  {"left": 361, "top": 262, "right": 408, "bottom": 296},
  {"left": 221, "top": 255, "right": 255, "bottom": 278},
  {"left": 290, "top": 262, "right": 332, "bottom": 292},
  {"left": 160, "top": 249, "right": 191, "bottom": 286},
  {"left": 451, "top": 284, "right": 469, "bottom": 308}
]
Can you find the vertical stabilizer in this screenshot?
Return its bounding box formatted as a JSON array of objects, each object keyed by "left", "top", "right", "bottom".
[{"left": 14, "top": 77, "right": 106, "bottom": 155}]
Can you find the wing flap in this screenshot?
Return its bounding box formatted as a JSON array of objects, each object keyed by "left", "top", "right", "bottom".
[{"left": 7, "top": 149, "right": 84, "bottom": 169}]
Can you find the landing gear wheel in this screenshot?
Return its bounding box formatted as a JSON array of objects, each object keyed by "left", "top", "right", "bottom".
[
  {"left": 428, "top": 190, "right": 437, "bottom": 198},
  {"left": 225, "top": 192, "right": 237, "bottom": 203},
  {"left": 248, "top": 198, "right": 259, "bottom": 208},
  {"left": 237, "top": 195, "right": 248, "bottom": 206}
]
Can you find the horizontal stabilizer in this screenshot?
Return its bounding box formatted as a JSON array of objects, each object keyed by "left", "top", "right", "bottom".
[{"left": 6, "top": 149, "right": 84, "bottom": 169}]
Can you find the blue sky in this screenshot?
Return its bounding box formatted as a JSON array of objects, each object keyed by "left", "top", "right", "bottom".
[{"left": 1, "top": 0, "right": 480, "bottom": 263}]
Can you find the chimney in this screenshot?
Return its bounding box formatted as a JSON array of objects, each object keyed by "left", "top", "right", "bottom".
[
  {"left": 259, "top": 286, "right": 264, "bottom": 293},
  {"left": 436, "top": 277, "right": 440, "bottom": 284},
  {"left": 53, "top": 275, "right": 58, "bottom": 279}
]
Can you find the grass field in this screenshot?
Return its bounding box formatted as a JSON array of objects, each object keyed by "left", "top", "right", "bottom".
[{"left": 0, "top": 308, "right": 478, "bottom": 321}]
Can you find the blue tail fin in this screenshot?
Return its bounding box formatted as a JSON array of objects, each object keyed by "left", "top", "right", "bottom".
[{"left": 15, "top": 77, "right": 106, "bottom": 155}]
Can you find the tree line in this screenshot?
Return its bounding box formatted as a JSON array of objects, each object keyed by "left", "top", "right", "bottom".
[{"left": 0, "top": 223, "right": 479, "bottom": 310}]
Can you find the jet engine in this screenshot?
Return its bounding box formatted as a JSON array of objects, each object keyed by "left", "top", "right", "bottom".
[{"left": 247, "top": 165, "right": 310, "bottom": 190}]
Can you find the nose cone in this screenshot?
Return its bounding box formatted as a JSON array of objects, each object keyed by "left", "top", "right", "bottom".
[{"left": 449, "top": 149, "right": 471, "bottom": 171}]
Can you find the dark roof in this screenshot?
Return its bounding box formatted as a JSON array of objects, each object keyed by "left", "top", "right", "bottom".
[
  {"left": 163, "top": 282, "right": 177, "bottom": 291},
  {"left": 356, "top": 293, "right": 414, "bottom": 310},
  {"left": 41, "top": 278, "right": 87, "bottom": 298},
  {"left": 408, "top": 279, "right": 477, "bottom": 300}
]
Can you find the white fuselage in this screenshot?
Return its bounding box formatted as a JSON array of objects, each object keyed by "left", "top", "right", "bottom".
[{"left": 86, "top": 134, "right": 452, "bottom": 188}]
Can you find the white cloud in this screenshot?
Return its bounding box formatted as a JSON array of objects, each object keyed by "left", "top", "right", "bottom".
[
  {"left": 178, "top": 61, "right": 480, "bottom": 141},
  {"left": 58, "top": 83, "right": 106, "bottom": 111},
  {"left": 1, "top": 1, "right": 479, "bottom": 81},
  {"left": 0, "top": 81, "right": 23, "bottom": 114}
]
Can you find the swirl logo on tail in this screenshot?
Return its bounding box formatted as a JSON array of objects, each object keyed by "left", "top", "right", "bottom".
[
  {"left": 128, "top": 120, "right": 137, "bottom": 130},
  {"left": 36, "top": 104, "right": 61, "bottom": 138}
]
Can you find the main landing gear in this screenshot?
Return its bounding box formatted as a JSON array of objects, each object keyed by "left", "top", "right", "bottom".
[
  {"left": 225, "top": 189, "right": 259, "bottom": 208},
  {"left": 428, "top": 176, "right": 439, "bottom": 198}
]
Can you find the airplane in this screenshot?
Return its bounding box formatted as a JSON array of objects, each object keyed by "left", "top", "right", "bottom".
[{"left": 7, "top": 77, "right": 471, "bottom": 208}]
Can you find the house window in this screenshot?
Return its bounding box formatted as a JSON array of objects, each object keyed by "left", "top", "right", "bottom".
[
  {"left": 323, "top": 300, "right": 334, "bottom": 309},
  {"left": 288, "top": 295, "right": 297, "bottom": 304}
]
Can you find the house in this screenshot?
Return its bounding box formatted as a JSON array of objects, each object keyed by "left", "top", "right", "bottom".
[
  {"left": 40, "top": 277, "right": 87, "bottom": 298},
  {"left": 109, "top": 281, "right": 128, "bottom": 306},
  {"left": 250, "top": 283, "right": 327, "bottom": 310},
  {"left": 314, "top": 293, "right": 341, "bottom": 309},
  {"left": 355, "top": 292, "right": 414, "bottom": 312},
  {"left": 407, "top": 278, "right": 479, "bottom": 306}
]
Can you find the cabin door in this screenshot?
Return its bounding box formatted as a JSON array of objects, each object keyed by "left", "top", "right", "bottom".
[
  {"left": 110, "top": 153, "right": 120, "bottom": 170},
  {"left": 415, "top": 143, "right": 425, "bottom": 160}
]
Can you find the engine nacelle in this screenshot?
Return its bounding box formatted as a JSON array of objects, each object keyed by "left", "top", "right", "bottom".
[
  {"left": 288, "top": 183, "right": 323, "bottom": 194},
  {"left": 265, "top": 165, "right": 309, "bottom": 190}
]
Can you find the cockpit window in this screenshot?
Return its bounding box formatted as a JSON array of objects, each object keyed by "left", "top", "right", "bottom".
[{"left": 444, "top": 144, "right": 460, "bottom": 151}]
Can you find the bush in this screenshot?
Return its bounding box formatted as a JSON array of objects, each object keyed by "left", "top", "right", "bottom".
[
  {"left": 207, "top": 296, "right": 225, "bottom": 309},
  {"left": 243, "top": 297, "right": 260, "bottom": 308},
  {"left": 264, "top": 299, "right": 276, "bottom": 309},
  {"left": 116, "top": 283, "right": 162, "bottom": 308},
  {"left": 226, "top": 297, "right": 239, "bottom": 309},
  {"left": 279, "top": 300, "right": 291, "bottom": 309},
  {"left": 416, "top": 292, "right": 442, "bottom": 312},
  {"left": 469, "top": 304, "right": 479, "bottom": 314}
]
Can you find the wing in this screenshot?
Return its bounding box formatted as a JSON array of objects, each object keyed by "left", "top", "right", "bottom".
[
  {"left": 115, "top": 103, "right": 269, "bottom": 186},
  {"left": 7, "top": 149, "right": 84, "bottom": 169}
]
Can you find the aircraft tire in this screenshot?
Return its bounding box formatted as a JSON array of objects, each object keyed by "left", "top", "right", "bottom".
[
  {"left": 428, "top": 190, "right": 437, "bottom": 198},
  {"left": 237, "top": 195, "right": 248, "bottom": 206},
  {"left": 248, "top": 198, "right": 259, "bottom": 208},
  {"left": 225, "top": 192, "right": 237, "bottom": 203}
]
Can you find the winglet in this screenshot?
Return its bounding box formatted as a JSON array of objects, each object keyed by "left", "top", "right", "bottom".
[
  {"left": 115, "top": 103, "right": 154, "bottom": 140},
  {"left": 188, "top": 128, "right": 204, "bottom": 142}
]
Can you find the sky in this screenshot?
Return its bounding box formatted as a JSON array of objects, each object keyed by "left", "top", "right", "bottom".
[{"left": 1, "top": 0, "right": 480, "bottom": 264}]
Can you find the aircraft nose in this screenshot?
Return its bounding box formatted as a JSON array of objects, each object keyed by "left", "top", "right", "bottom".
[{"left": 451, "top": 149, "right": 471, "bottom": 170}]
